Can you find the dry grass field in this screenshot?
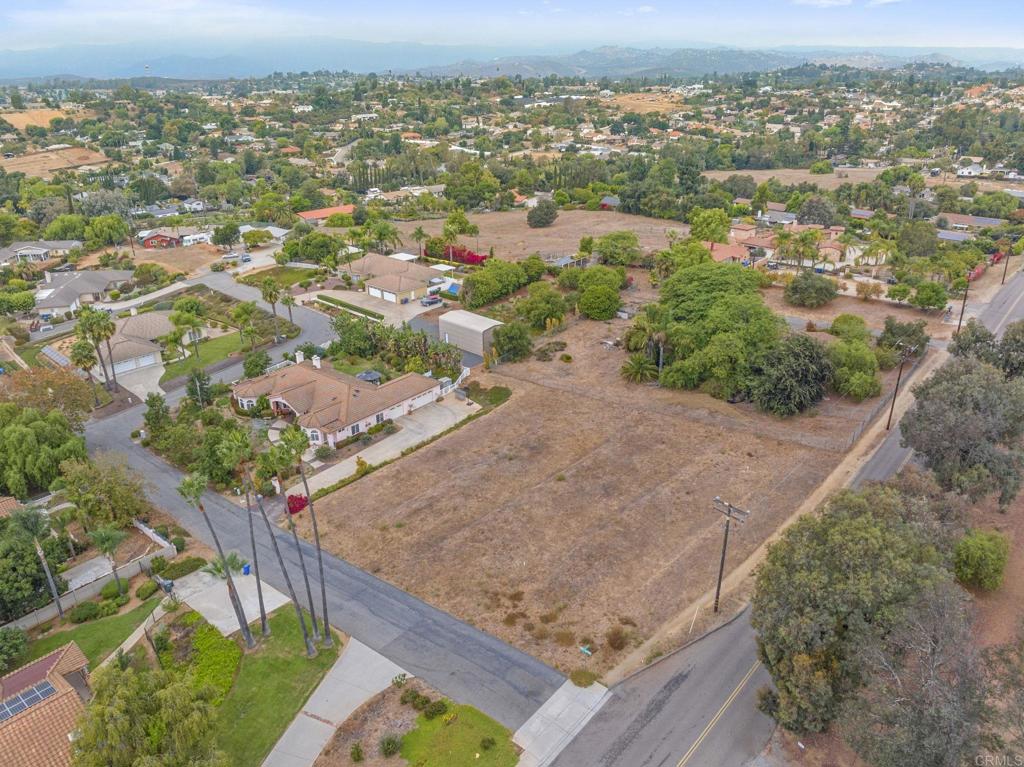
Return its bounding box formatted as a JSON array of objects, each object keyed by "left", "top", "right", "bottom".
[
  {"left": 395, "top": 210, "right": 687, "bottom": 262},
  {"left": 703, "top": 167, "right": 887, "bottom": 191},
  {"left": 0, "top": 146, "right": 111, "bottom": 179},
  {"left": 0, "top": 108, "right": 75, "bottom": 131},
  {"left": 79, "top": 243, "right": 222, "bottom": 276},
  {"left": 299, "top": 317, "right": 903, "bottom": 674},
  {"left": 609, "top": 91, "right": 683, "bottom": 114}
]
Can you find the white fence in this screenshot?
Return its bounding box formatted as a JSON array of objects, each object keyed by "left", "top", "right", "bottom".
[
  {"left": 0, "top": 520, "right": 176, "bottom": 631},
  {"left": 440, "top": 367, "right": 471, "bottom": 395}
]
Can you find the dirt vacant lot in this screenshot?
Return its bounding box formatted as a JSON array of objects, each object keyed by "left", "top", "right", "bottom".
[
  {"left": 0, "top": 108, "right": 79, "bottom": 131},
  {"left": 0, "top": 146, "right": 111, "bottom": 179},
  {"left": 80, "top": 243, "right": 222, "bottom": 277},
  {"left": 609, "top": 92, "right": 683, "bottom": 114},
  {"left": 301, "top": 318, "right": 903, "bottom": 674},
  {"left": 704, "top": 167, "right": 887, "bottom": 191},
  {"left": 395, "top": 210, "right": 687, "bottom": 262}
]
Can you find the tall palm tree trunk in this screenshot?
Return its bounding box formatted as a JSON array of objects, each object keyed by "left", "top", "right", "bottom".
[
  {"left": 92, "top": 341, "right": 111, "bottom": 390},
  {"left": 109, "top": 557, "right": 122, "bottom": 593},
  {"left": 198, "top": 501, "right": 255, "bottom": 650},
  {"left": 84, "top": 370, "right": 100, "bottom": 407},
  {"left": 35, "top": 540, "right": 64, "bottom": 619},
  {"left": 278, "top": 470, "right": 319, "bottom": 641},
  {"left": 250, "top": 481, "right": 315, "bottom": 657},
  {"left": 297, "top": 465, "right": 331, "bottom": 646},
  {"left": 244, "top": 482, "right": 269, "bottom": 637},
  {"left": 286, "top": 304, "right": 293, "bottom": 323},
  {"left": 104, "top": 338, "right": 119, "bottom": 392}
]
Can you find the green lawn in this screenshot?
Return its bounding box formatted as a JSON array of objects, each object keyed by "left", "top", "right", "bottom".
[
  {"left": 25, "top": 598, "right": 159, "bottom": 667},
  {"left": 160, "top": 333, "right": 244, "bottom": 382},
  {"left": 331, "top": 355, "right": 398, "bottom": 381},
  {"left": 401, "top": 703, "right": 519, "bottom": 767},
  {"left": 216, "top": 608, "right": 340, "bottom": 767},
  {"left": 242, "top": 266, "right": 315, "bottom": 289}
]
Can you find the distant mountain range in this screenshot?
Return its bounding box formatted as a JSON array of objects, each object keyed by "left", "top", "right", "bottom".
[{"left": 0, "top": 40, "right": 1022, "bottom": 83}]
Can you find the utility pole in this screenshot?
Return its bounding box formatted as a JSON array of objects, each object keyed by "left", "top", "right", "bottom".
[
  {"left": 885, "top": 341, "right": 918, "bottom": 431},
  {"left": 956, "top": 272, "right": 971, "bottom": 335},
  {"left": 1003, "top": 250, "right": 1013, "bottom": 285},
  {"left": 711, "top": 497, "right": 750, "bottom": 613}
]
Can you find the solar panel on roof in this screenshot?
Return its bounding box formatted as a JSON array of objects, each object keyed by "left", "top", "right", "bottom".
[{"left": 0, "top": 681, "right": 56, "bottom": 721}]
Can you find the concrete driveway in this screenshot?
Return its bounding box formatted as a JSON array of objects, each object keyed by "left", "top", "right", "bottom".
[
  {"left": 303, "top": 398, "right": 480, "bottom": 494},
  {"left": 173, "top": 570, "right": 290, "bottom": 637},
  {"left": 297, "top": 289, "right": 434, "bottom": 327},
  {"left": 118, "top": 363, "right": 167, "bottom": 400}
]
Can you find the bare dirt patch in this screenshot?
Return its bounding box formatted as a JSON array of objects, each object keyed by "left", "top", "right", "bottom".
[
  {"left": 704, "top": 167, "right": 886, "bottom": 191},
  {"left": 1, "top": 109, "right": 88, "bottom": 131},
  {"left": 394, "top": 210, "right": 686, "bottom": 262},
  {"left": 759, "top": 286, "right": 953, "bottom": 340},
  {"left": 78, "top": 243, "right": 222, "bottom": 277},
  {"left": 970, "top": 494, "right": 1024, "bottom": 649},
  {"left": 299, "top": 318, "right": 901, "bottom": 674},
  {"left": 0, "top": 146, "right": 111, "bottom": 179},
  {"left": 316, "top": 681, "right": 432, "bottom": 767},
  {"left": 609, "top": 91, "right": 683, "bottom": 114}
]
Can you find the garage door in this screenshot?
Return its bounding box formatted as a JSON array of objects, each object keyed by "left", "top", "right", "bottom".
[
  {"left": 113, "top": 353, "right": 157, "bottom": 374},
  {"left": 368, "top": 287, "right": 383, "bottom": 299},
  {"left": 382, "top": 291, "right": 397, "bottom": 303}
]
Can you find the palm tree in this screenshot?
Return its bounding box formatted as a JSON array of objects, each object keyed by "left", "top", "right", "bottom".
[
  {"left": 50, "top": 507, "right": 78, "bottom": 560},
  {"left": 218, "top": 432, "right": 270, "bottom": 638},
  {"left": 280, "top": 425, "right": 331, "bottom": 646},
  {"left": 281, "top": 295, "right": 296, "bottom": 324},
  {"left": 77, "top": 307, "right": 111, "bottom": 392},
  {"left": 171, "top": 310, "right": 203, "bottom": 360},
  {"left": 623, "top": 304, "right": 671, "bottom": 376},
  {"left": 232, "top": 301, "right": 258, "bottom": 351},
  {"left": 178, "top": 473, "right": 256, "bottom": 650},
  {"left": 69, "top": 339, "right": 100, "bottom": 408},
  {"left": 259, "top": 445, "right": 320, "bottom": 642},
  {"left": 88, "top": 525, "right": 128, "bottom": 595},
  {"left": 203, "top": 552, "right": 248, "bottom": 579},
  {"left": 11, "top": 509, "right": 65, "bottom": 619},
  {"left": 260, "top": 279, "right": 282, "bottom": 342},
  {"left": 621, "top": 353, "right": 658, "bottom": 384},
  {"left": 411, "top": 226, "right": 427, "bottom": 256},
  {"left": 92, "top": 310, "right": 119, "bottom": 393}
]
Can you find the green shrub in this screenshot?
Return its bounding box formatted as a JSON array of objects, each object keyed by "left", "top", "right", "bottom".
[
  {"left": 149, "top": 556, "right": 167, "bottom": 574},
  {"left": 113, "top": 593, "right": 130, "bottom": 608},
  {"left": 172, "top": 536, "right": 186, "bottom": 553},
  {"left": 97, "top": 601, "right": 118, "bottom": 617},
  {"left": 100, "top": 580, "right": 125, "bottom": 600},
  {"left": 189, "top": 619, "right": 243, "bottom": 703},
  {"left": 785, "top": 271, "right": 838, "bottom": 308},
  {"left": 480, "top": 737, "right": 497, "bottom": 751},
  {"left": 154, "top": 525, "right": 170, "bottom": 540},
  {"left": 130, "top": 429, "right": 140, "bottom": 439},
  {"left": 423, "top": 699, "right": 449, "bottom": 720},
  {"left": 578, "top": 285, "right": 621, "bottom": 320},
  {"left": 954, "top": 530, "right": 1009, "bottom": 590},
  {"left": 314, "top": 444, "right": 333, "bottom": 461},
  {"left": 68, "top": 602, "right": 101, "bottom": 624},
  {"left": 829, "top": 313, "right": 871, "bottom": 343},
  {"left": 350, "top": 742, "right": 364, "bottom": 762},
  {"left": 162, "top": 556, "right": 206, "bottom": 580},
  {"left": 136, "top": 581, "right": 158, "bottom": 600},
  {"left": 379, "top": 734, "right": 402, "bottom": 758},
  {"left": 0, "top": 627, "right": 28, "bottom": 675}
]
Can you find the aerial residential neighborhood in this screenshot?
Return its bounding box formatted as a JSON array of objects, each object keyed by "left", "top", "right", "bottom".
[{"left": 1, "top": 2, "right": 1024, "bottom": 767}]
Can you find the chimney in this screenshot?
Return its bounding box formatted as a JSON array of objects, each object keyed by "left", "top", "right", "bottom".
[
  {"left": 295, "top": 350, "right": 305, "bottom": 364},
  {"left": 312, "top": 355, "right": 321, "bottom": 369}
]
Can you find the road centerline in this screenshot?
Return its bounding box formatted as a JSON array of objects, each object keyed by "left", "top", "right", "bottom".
[{"left": 675, "top": 660, "right": 761, "bottom": 767}]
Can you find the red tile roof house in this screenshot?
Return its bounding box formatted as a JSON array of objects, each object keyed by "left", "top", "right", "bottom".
[
  {"left": 139, "top": 231, "right": 183, "bottom": 249},
  {"left": 232, "top": 355, "right": 440, "bottom": 448},
  {"left": 296, "top": 204, "right": 356, "bottom": 224},
  {"left": 0, "top": 642, "right": 91, "bottom": 767}
]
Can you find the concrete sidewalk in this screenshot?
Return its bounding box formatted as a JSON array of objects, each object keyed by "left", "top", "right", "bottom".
[
  {"left": 304, "top": 398, "right": 479, "bottom": 495},
  {"left": 263, "top": 638, "right": 406, "bottom": 767},
  {"left": 514, "top": 680, "right": 611, "bottom": 767}
]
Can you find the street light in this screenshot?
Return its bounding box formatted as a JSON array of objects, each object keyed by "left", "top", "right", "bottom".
[
  {"left": 885, "top": 341, "right": 919, "bottom": 431},
  {"left": 711, "top": 497, "right": 750, "bottom": 613},
  {"left": 956, "top": 270, "right": 971, "bottom": 335}
]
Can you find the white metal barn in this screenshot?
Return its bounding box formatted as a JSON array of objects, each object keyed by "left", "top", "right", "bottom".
[{"left": 438, "top": 310, "right": 503, "bottom": 357}]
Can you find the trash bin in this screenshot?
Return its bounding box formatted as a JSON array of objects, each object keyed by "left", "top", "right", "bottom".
[{"left": 242, "top": 564, "right": 251, "bottom": 576}]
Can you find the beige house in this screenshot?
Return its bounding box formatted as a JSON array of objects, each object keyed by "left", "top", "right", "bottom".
[
  {"left": 344, "top": 253, "right": 439, "bottom": 304},
  {"left": 105, "top": 310, "right": 203, "bottom": 375},
  {"left": 232, "top": 356, "right": 440, "bottom": 447}
]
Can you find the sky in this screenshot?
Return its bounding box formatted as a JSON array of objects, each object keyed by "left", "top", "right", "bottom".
[{"left": 2, "top": 0, "right": 1023, "bottom": 51}]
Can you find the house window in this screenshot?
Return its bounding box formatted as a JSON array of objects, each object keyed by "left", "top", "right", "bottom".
[
  {"left": 350, "top": 423, "right": 361, "bottom": 436},
  {"left": 375, "top": 413, "right": 384, "bottom": 425},
  {"left": 308, "top": 430, "right": 320, "bottom": 443}
]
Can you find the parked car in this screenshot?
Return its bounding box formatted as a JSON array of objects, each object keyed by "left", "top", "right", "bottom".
[
  {"left": 221, "top": 251, "right": 240, "bottom": 260},
  {"left": 420, "top": 295, "right": 442, "bottom": 306},
  {"left": 39, "top": 324, "right": 54, "bottom": 333},
  {"left": 240, "top": 254, "right": 252, "bottom": 263}
]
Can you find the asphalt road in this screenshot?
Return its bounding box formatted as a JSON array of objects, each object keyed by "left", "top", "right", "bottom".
[
  {"left": 553, "top": 269, "right": 1024, "bottom": 767},
  {"left": 83, "top": 271, "right": 565, "bottom": 731},
  {"left": 551, "top": 609, "right": 774, "bottom": 767}
]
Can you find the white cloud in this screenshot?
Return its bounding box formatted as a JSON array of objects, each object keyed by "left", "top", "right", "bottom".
[
  {"left": 619, "top": 5, "right": 657, "bottom": 17},
  {"left": 867, "top": 0, "right": 905, "bottom": 5}
]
